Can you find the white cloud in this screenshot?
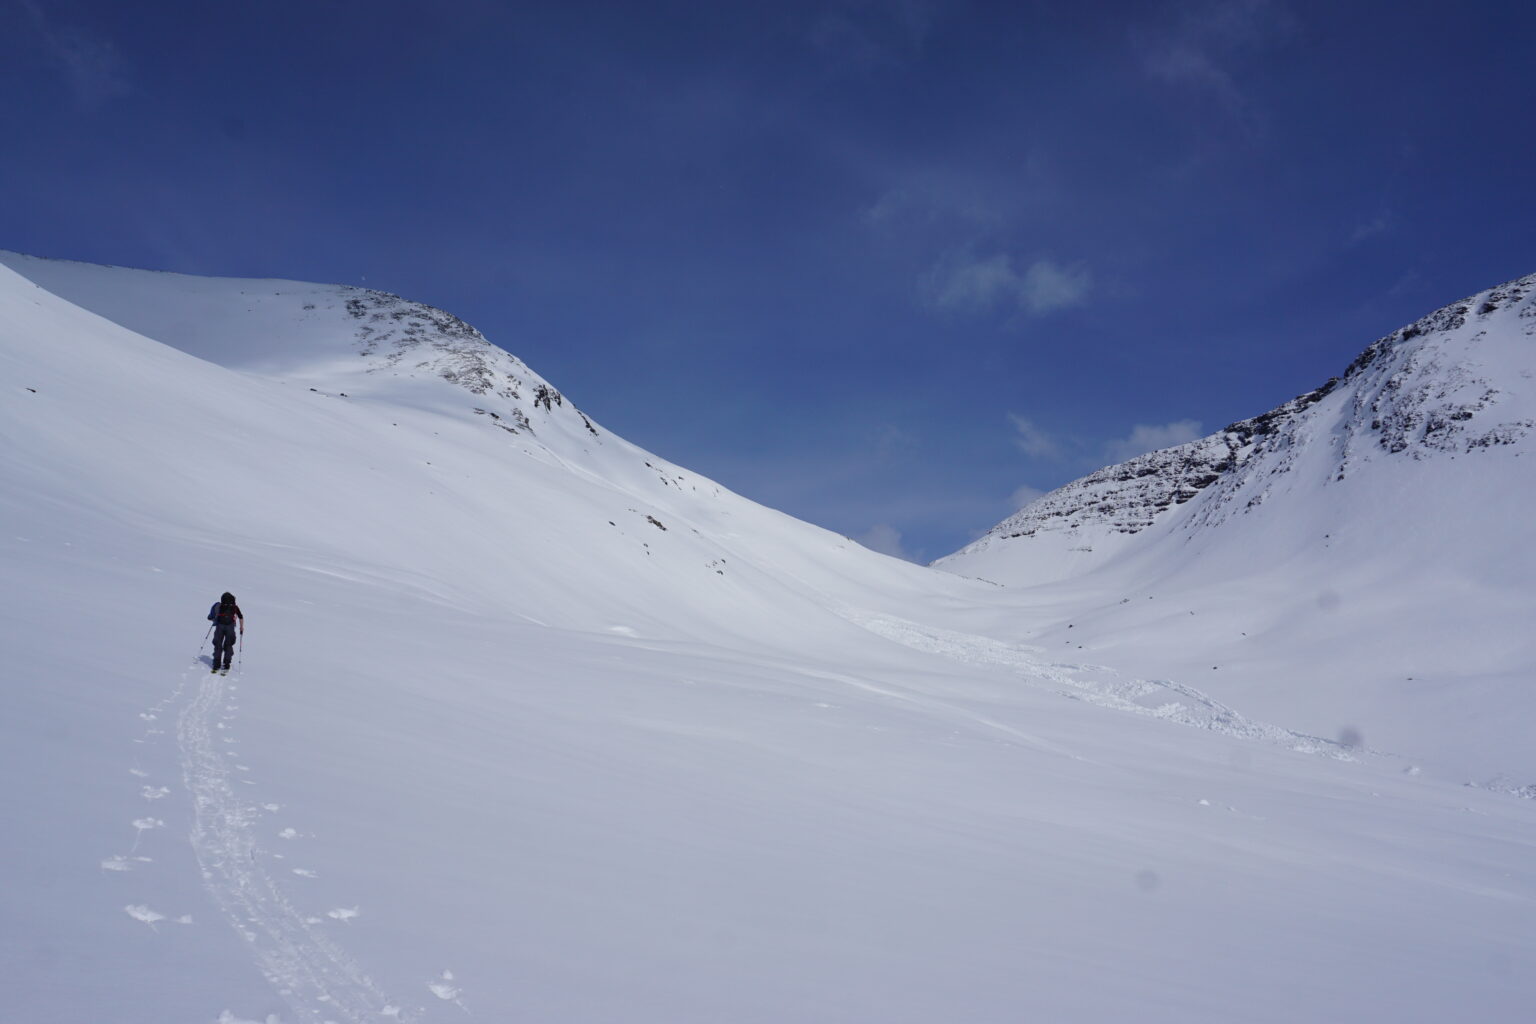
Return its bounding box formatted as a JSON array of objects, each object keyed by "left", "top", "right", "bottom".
[
  {"left": 929, "top": 253, "right": 1018, "bottom": 313},
  {"left": 1008, "top": 484, "right": 1047, "bottom": 510},
  {"left": 926, "top": 253, "right": 1090, "bottom": 317},
  {"left": 1007, "top": 414, "right": 1063, "bottom": 459},
  {"left": 1020, "top": 259, "right": 1092, "bottom": 314},
  {"left": 855, "top": 523, "right": 920, "bottom": 562},
  {"left": 1104, "top": 419, "right": 1204, "bottom": 462}
]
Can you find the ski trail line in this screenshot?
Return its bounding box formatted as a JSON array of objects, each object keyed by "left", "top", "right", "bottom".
[
  {"left": 839, "top": 608, "right": 1364, "bottom": 761},
  {"left": 177, "top": 667, "right": 406, "bottom": 1023}
]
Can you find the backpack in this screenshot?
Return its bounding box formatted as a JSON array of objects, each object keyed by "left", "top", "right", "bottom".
[{"left": 210, "top": 598, "right": 238, "bottom": 625}]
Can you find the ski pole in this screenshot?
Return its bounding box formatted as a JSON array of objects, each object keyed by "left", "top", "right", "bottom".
[{"left": 198, "top": 623, "right": 213, "bottom": 657}]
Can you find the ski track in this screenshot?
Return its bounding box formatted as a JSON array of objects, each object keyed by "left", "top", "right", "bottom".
[
  {"left": 841, "top": 609, "right": 1364, "bottom": 760},
  {"left": 176, "top": 663, "right": 413, "bottom": 1024}
]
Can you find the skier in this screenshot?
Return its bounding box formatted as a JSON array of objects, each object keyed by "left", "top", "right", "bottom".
[{"left": 207, "top": 592, "right": 244, "bottom": 674}]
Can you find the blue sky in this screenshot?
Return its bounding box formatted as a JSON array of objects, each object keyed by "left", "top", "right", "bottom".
[{"left": 4, "top": 0, "right": 1533, "bottom": 561}]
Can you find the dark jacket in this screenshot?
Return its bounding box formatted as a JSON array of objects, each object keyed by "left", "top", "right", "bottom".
[{"left": 208, "top": 601, "right": 243, "bottom": 626}]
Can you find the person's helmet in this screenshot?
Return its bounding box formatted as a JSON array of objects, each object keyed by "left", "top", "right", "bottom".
[{"left": 221, "top": 592, "right": 235, "bottom": 604}]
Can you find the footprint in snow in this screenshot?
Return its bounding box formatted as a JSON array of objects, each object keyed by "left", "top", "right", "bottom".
[
  {"left": 215, "top": 1011, "right": 284, "bottom": 1024},
  {"left": 128, "top": 768, "right": 149, "bottom": 778},
  {"left": 140, "top": 786, "right": 170, "bottom": 801},
  {"left": 126, "top": 905, "right": 189, "bottom": 929},
  {"left": 429, "top": 969, "right": 466, "bottom": 1006},
  {"left": 277, "top": 828, "right": 299, "bottom": 840},
  {"left": 327, "top": 907, "right": 360, "bottom": 922},
  {"left": 291, "top": 868, "right": 317, "bottom": 878},
  {"left": 130, "top": 817, "right": 164, "bottom": 851}
]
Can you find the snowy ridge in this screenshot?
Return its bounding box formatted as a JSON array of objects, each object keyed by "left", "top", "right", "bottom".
[
  {"left": 340, "top": 286, "right": 590, "bottom": 435},
  {"left": 1337, "top": 273, "right": 1535, "bottom": 462},
  {"left": 0, "top": 250, "right": 597, "bottom": 443},
  {"left": 944, "top": 271, "right": 1536, "bottom": 575},
  {"left": 933, "top": 269, "right": 1536, "bottom": 788}
]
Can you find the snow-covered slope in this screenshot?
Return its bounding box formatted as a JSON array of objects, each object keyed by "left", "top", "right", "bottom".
[
  {"left": 0, "top": 250, "right": 961, "bottom": 646},
  {"left": 4, "top": 253, "right": 1535, "bottom": 1024},
  {"left": 945, "top": 273, "right": 1535, "bottom": 582},
  {"left": 939, "top": 273, "right": 1536, "bottom": 782}
]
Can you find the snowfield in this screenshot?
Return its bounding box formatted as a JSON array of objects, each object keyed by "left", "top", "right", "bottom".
[
  {"left": 2, "top": 252, "right": 1534, "bottom": 1023},
  {"left": 943, "top": 272, "right": 1536, "bottom": 785}
]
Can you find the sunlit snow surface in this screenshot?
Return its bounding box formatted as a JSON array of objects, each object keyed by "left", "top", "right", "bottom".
[
  {"left": 2, "top": 252, "right": 1534, "bottom": 1023},
  {"left": 941, "top": 271, "right": 1536, "bottom": 785}
]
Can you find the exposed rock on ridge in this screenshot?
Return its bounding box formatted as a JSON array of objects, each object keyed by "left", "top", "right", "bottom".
[
  {"left": 954, "top": 272, "right": 1536, "bottom": 554},
  {"left": 329, "top": 286, "right": 600, "bottom": 438}
]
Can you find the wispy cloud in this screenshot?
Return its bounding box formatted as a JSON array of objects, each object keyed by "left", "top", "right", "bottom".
[
  {"left": 1103, "top": 419, "right": 1204, "bottom": 462},
  {"left": 1008, "top": 414, "right": 1064, "bottom": 459},
  {"left": 1020, "top": 259, "right": 1092, "bottom": 314},
  {"left": 862, "top": 181, "right": 999, "bottom": 231},
  {"left": 1144, "top": 33, "right": 1242, "bottom": 115},
  {"left": 810, "top": 0, "right": 939, "bottom": 73},
  {"left": 1348, "top": 210, "right": 1393, "bottom": 245},
  {"left": 1008, "top": 483, "right": 1046, "bottom": 509},
  {"left": 17, "top": 0, "right": 129, "bottom": 109},
  {"left": 1008, "top": 413, "right": 1205, "bottom": 473},
  {"left": 927, "top": 253, "right": 1091, "bottom": 317},
  {"left": 1137, "top": 0, "right": 1293, "bottom": 131},
  {"left": 928, "top": 252, "right": 1017, "bottom": 312},
  {"left": 860, "top": 150, "right": 1057, "bottom": 235},
  {"left": 855, "top": 523, "right": 922, "bottom": 562}
]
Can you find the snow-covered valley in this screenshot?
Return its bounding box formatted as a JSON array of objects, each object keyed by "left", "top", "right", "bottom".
[{"left": 2, "top": 252, "right": 1534, "bottom": 1023}]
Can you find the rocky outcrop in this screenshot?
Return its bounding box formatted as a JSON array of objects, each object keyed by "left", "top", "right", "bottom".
[
  {"left": 954, "top": 272, "right": 1536, "bottom": 555},
  {"left": 339, "top": 287, "right": 598, "bottom": 438}
]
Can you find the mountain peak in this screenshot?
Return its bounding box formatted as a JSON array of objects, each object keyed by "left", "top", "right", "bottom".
[
  {"left": 943, "top": 270, "right": 1536, "bottom": 581},
  {"left": 0, "top": 249, "right": 597, "bottom": 441}
]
